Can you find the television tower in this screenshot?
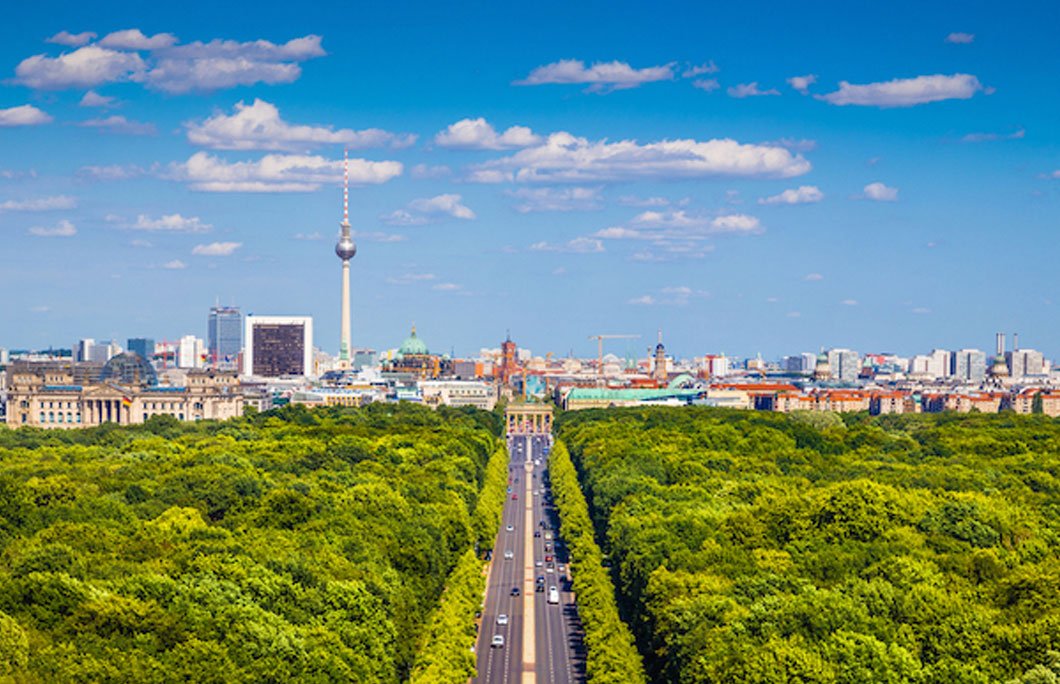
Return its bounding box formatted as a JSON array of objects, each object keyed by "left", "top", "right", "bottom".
[{"left": 335, "top": 149, "right": 357, "bottom": 361}]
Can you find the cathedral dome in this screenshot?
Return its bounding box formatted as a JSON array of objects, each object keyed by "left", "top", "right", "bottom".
[{"left": 398, "top": 327, "right": 428, "bottom": 356}]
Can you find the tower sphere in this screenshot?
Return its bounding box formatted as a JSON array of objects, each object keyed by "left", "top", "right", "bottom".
[{"left": 335, "top": 235, "right": 357, "bottom": 260}]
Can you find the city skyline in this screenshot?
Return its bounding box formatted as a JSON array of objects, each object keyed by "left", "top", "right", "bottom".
[{"left": 2, "top": 1, "right": 1058, "bottom": 359}]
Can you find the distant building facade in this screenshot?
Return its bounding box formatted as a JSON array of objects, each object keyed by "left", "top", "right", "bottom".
[
  {"left": 243, "top": 315, "right": 314, "bottom": 378},
  {"left": 5, "top": 364, "right": 242, "bottom": 429},
  {"left": 126, "top": 338, "right": 155, "bottom": 361},
  {"left": 208, "top": 306, "right": 242, "bottom": 367},
  {"left": 827, "top": 349, "right": 860, "bottom": 381},
  {"left": 951, "top": 349, "right": 986, "bottom": 382}
]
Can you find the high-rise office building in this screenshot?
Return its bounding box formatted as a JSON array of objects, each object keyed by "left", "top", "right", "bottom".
[
  {"left": 1007, "top": 349, "right": 1045, "bottom": 378},
  {"left": 208, "top": 306, "right": 242, "bottom": 367},
  {"left": 784, "top": 353, "right": 817, "bottom": 373},
  {"left": 178, "top": 336, "right": 205, "bottom": 369},
  {"left": 950, "top": 349, "right": 986, "bottom": 382},
  {"left": 827, "top": 348, "right": 860, "bottom": 381},
  {"left": 243, "top": 315, "right": 314, "bottom": 378},
  {"left": 127, "top": 338, "right": 155, "bottom": 361},
  {"left": 76, "top": 339, "right": 121, "bottom": 364}
]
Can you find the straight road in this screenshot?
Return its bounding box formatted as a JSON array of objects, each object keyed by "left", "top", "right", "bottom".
[{"left": 471, "top": 433, "right": 584, "bottom": 684}]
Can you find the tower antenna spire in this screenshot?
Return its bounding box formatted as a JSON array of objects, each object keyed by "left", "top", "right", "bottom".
[{"left": 343, "top": 147, "right": 349, "bottom": 226}]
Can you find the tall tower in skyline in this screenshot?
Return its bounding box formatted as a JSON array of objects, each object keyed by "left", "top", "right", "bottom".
[{"left": 335, "top": 149, "right": 357, "bottom": 361}]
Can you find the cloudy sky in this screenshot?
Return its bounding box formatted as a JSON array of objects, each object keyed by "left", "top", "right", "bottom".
[{"left": 2, "top": 1, "right": 1058, "bottom": 360}]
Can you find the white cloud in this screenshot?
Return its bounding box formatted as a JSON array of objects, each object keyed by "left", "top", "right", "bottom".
[
  {"left": 859, "top": 182, "right": 898, "bottom": 201},
  {"left": 409, "top": 194, "right": 476, "bottom": 219},
  {"left": 378, "top": 209, "right": 428, "bottom": 226},
  {"left": 464, "top": 169, "right": 514, "bottom": 184},
  {"left": 628, "top": 295, "right": 655, "bottom": 305},
  {"left": 682, "top": 61, "right": 718, "bottom": 78},
  {"left": 728, "top": 82, "right": 780, "bottom": 98},
  {"left": 1038, "top": 169, "right": 1060, "bottom": 180},
  {"left": 162, "top": 259, "right": 187, "bottom": 269},
  {"left": 710, "top": 214, "right": 761, "bottom": 233},
  {"left": 513, "top": 59, "right": 675, "bottom": 92},
  {"left": 787, "top": 311, "right": 801, "bottom": 318},
  {"left": 130, "top": 239, "right": 152, "bottom": 247},
  {"left": 410, "top": 164, "right": 451, "bottom": 179},
  {"left": 99, "top": 29, "right": 178, "bottom": 50},
  {"left": 14, "top": 45, "right": 146, "bottom": 89},
  {"left": 759, "top": 185, "right": 824, "bottom": 205},
  {"left": 380, "top": 194, "right": 476, "bottom": 225},
  {"left": 0, "top": 104, "right": 52, "bottom": 126},
  {"left": 945, "top": 32, "right": 974, "bottom": 44},
  {"left": 617, "top": 195, "right": 669, "bottom": 207},
  {"left": 78, "top": 114, "right": 156, "bottom": 135},
  {"left": 78, "top": 164, "right": 145, "bottom": 181},
  {"left": 432, "top": 282, "right": 462, "bottom": 291},
  {"left": 0, "top": 195, "right": 76, "bottom": 211},
  {"left": 435, "top": 117, "right": 541, "bottom": 150},
  {"left": 772, "top": 137, "right": 818, "bottom": 152},
  {"left": 78, "top": 90, "right": 118, "bottom": 107},
  {"left": 691, "top": 78, "right": 720, "bottom": 92},
  {"left": 387, "top": 272, "right": 436, "bottom": 284},
  {"left": 632, "top": 209, "right": 708, "bottom": 229},
  {"left": 786, "top": 74, "right": 817, "bottom": 92},
  {"left": 15, "top": 34, "right": 324, "bottom": 93},
  {"left": 912, "top": 307, "right": 931, "bottom": 314},
  {"left": 596, "top": 210, "right": 762, "bottom": 243},
  {"left": 132, "top": 213, "right": 212, "bottom": 233},
  {"left": 143, "top": 35, "right": 325, "bottom": 93},
  {"left": 46, "top": 31, "right": 97, "bottom": 47},
  {"left": 842, "top": 299, "right": 858, "bottom": 306},
  {"left": 28, "top": 219, "right": 76, "bottom": 236},
  {"left": 507, "top": 186, "right": 602, "bottom": 213},
  {"left": 293, "top": 232, "right": 323, "bottom": 240},
  {"left": 662, "top": 286, "right": 692, "bottom": 295},
  {"left": 30, "top": 305, "right": 50, "bottom": 312},
  {"left": 961, "top": 129, "right": 1025, "bottom": 143},
  {"left": 186, "top": 99, "right": 414, "bottom": 151},
  {"left": 167, "top": 151, "right": 401, "bottom": 192},
  {"left": 192, "top": 241, "right": 242, "bottom": 256},
  {"left": 529, "top": 237, "right": 605, "bottom": 253},
  {"left": 805, "top": 273, "right": 823, "bottom": 281},
  {"left": 819, "top": 73, "right": 983, "bottom": 107},
  {"left": 353, "top": 230, "right": 405, "bottom": 243},
  {"left": 467, "top": 132, "right": 811, "bottom": 183}
]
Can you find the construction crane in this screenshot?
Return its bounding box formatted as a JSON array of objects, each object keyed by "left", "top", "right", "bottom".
[{"left": 589, "top": 334, "right": 641, "bottom": 376}]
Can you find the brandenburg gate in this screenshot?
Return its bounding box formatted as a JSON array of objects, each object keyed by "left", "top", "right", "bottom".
[{"left": 505, "top": 402, "right": 553, "bottom": 435}]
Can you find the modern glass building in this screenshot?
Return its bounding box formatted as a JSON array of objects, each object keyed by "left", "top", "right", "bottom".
[
  {"left": 127, "top": 338, "right": 154, "bottom": 360},
  {"left": 208, "top": 306, "right": 242, "bottom": 367}
]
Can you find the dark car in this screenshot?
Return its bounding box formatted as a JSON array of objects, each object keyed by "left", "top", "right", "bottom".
[{"left": 510, "top": 586, "right": 520, "bottom": 596}]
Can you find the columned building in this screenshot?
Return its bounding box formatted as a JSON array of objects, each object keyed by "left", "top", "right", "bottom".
[{"left": 5, "top": 363, "right": 243, "bottom": 429}]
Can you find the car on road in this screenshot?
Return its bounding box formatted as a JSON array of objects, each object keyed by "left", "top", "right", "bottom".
[
  {"left": 506, "top": 525, "right": 514, "bottom": 532},
  {"left": 497, "top": 614, "right": 508, "bottom": 625},
  {"left": 510, "top": 586, "right": 520, "bottom": 596},
  {"left": 534, "top": 531, "right": 541, "bottom": 538},
  {"left": 548, "top": 587, "right": 559, "bottom": 604},
  {"left": 513, "top": 494, "right": 518, "bottom": 500},
  {"left": 545, "top": 555, "right": 553, "bottom": 562},
  {"left": 491, "top": 635, "right": 505, "bottom": 648},
  {"left": 504, "top": 550, "right": 514, "bottom": 560},
  {"left": 535, "top": 560, "right": 543, "bottom": 567},
  {"left": 546, "top": 566, "right": 554, "bottom": 573}
]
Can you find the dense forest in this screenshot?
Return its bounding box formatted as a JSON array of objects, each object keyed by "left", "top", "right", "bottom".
[
  {"left": 557, "top": 408, "right": 1060, "bottom": 684},
  {"left": 0, "top": 403, "right": 501, "bottom": 682}
]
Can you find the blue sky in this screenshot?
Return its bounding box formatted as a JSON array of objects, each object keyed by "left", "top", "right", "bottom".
[{"left": 1, "top": 0, "right": 1058, "bottom": 361}]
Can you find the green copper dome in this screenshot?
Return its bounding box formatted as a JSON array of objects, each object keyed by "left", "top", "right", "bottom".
[{"left": 398, "top": 326, "right": 428, "bottom": 356}]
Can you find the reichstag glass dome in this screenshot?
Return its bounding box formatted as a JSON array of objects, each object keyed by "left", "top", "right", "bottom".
[{"left": 100, "top": 352, "right": 158, "bottom": 386}]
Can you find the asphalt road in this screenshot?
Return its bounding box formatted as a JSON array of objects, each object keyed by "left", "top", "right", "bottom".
[{"left": 471, "top": 433, "right": 585, "bottom": 684}]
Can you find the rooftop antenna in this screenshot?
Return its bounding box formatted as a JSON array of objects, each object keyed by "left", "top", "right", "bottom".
[{"left": 343, "top": 147, "right": 349, "bottom": 226}]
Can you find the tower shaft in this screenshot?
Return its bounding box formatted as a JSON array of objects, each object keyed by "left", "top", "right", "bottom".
[{"left": 340, "top": 260, "right": 351, "bottom": 360}]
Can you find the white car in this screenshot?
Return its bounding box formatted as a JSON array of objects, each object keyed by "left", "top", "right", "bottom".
[
  {"left": 504, "top": 550, "right": 514, "bottom": 560},
  {"left": 506, "top": 525, "right": 514, "bottom": 532},
  {"left": 546, "top": 566, "right": 554, "bottom": 573},
  {"left": 491, "top": 635, "right": 505, "bottom": 648},
  {"left": 535, "top": 560, "right": 543, "bottom": 567},
  {"left": 497, "top": 614, "right": 509, "bottom": 625}
]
